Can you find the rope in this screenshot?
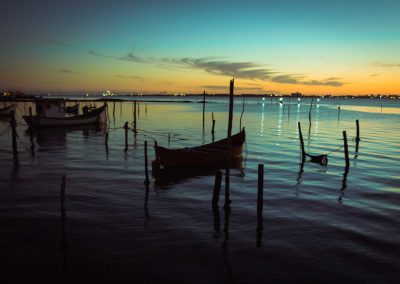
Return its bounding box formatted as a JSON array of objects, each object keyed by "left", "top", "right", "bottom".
[{"left": 0, "top": 125, "right": 11, "bottom": 136}]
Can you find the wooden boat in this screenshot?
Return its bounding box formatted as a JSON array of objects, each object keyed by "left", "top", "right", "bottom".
[
  {"left": 23, "top": 104, "right": 107, "bottom": 127},
  {"left": 152, "top": 128, "right": 245, "bottom": 171},
  {"left": 0, "top": 104, "right": 16, "bottom": 116},
  {"left": 65, "top": 103, "right": 79, "bottom": 114}
]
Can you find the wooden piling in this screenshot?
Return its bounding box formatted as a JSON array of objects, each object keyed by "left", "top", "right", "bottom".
[
  {"left": 343, "top": 131, "right": 350, "bottom": 168},
  {"left": 257, "top": 164, "right": 264, "bottom": 213},
  {"left": 298, "top": 122, "right": 306, "bottom": 162},
  {"left": 211, "top": 112, "right": 215, "bottom": 134},
  {"left": 124, "top": 121, "right": 128, "bottom": 151},
  {"left": 61, "top": 175, "right": 66, "bottom": 212},
  {"left": 133, "top": 101, "right": 137, "bottom": 132},
  {"left": 239, "top": 97, "right": 245, "bottom": 131},
  {"left": 29, "top": 106, "right": 32, "bottom": 116},
  {"left": 144, "top": 141, "right": 150, "bottom": 185},
  {"left": 60, "top": 175, "right": 67, "bottom": 250},
  {"left": 212, "top": 170, "right": 222, "bottom": 208},
  {"left": 224, "top": 79, "right": 234, "bottom": 209},
  {"left": 105, "top": 131, "right": 109, "bottom": 153},
  {"left": 308, "top": 98, "right": 314, "bottom": 128},
  {"left": 356, "top": 120, "right": 360, "bottom": 142},
  {"left": 202, "top": 90, "right": 206, "bottom": 131},
  {"left": 10, "top": 111, "right": 18, "bottom": 164}
]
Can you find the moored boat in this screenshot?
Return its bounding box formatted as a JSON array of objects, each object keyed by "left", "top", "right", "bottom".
[
  {"left": 22, "top": 99, "right": 107, "bottom": 127},
  {"left": 152, "top": 128, "right": 245, "bottom": 171}
]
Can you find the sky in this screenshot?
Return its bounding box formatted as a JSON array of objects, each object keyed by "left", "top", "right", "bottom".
[{"left": 1, "top": 0, "right": 399, "bottom": 95}]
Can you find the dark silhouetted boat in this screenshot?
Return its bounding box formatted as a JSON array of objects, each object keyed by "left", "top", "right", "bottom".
[
  {"left": 152, "top": 128, "right": 245, "bottom": 171},
  {"left": 23, "top": 100, "right": 107, "bottom": 127},
  {"left": 65, "top": 103, "right": 79, "bottom": 114},
  {"left": 0, "top": 104, "right": 16, "bottom": 116}
]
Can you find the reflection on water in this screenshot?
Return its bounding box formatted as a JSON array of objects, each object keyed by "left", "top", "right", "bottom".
[{"left": 0, "top": 98, "right": 399, "bottom": 283}]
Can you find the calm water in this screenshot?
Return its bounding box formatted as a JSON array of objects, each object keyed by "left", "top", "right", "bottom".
[{"left": 0, "top": 97, "right": 399, "bottom": 283}]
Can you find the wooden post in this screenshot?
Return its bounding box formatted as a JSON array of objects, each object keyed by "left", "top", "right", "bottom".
[
  {"left": 356, "top": 120, "right": 360, "bottom": 142},
  {"left": 60, "top": 175, "right": 67, "bottom": 249},
  {"left": 29, "top": 106, "right": 32, "bottom": 116},
  {"left": 124, "top": 121, "right": 128, "bottom": 151},
  {"left": 308, "top": 98, "right": 314, "bottom": 128},
  {"left": 343, "top": 131, "right": 350, "bottom": 168},
  {"left": 211, "top": 112, "right": 215, "bottom": 134},
  {"left": 239, "top": 97, "right": 245, "bottom": 131},
  {"left": 224, "top": 79, "right": 234, "bottom": 209},
  {"left": 212, "top": 170, "right": 222, "bottom": 208},
  {"left": 133, "top": 101, "right": 137, "bottom": 132},
  {"left": 144, "top": 141, "right": 150, "bottom": 185},
  {"left": 202, "top": 90, "right": 206, "bottom": 131},
  {"left": 10, "top": 111, "right": 18, "bottom": 164},
  {"left": 257, "top": 164, "right": 264, "bottom": 213},
  {"left": 105, "top": 131, "right": 109, "bottom": 153},
  {"left": 298, "top": 122, "right": 306, "bottom": 163}
]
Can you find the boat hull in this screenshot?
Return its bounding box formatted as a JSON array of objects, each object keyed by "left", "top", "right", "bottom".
[
  {"left": 0, "top": 104, "right": 16, "bottom": 116},
  {"left": 152, "top": 129, "right": 245, "bottom": 171},
  {"left": 23, "top": 105, "right": 106, "bottom": 127}
]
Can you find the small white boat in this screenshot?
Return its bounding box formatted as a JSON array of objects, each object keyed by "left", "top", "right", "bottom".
[
  {"left": 22, "top": 100, "right": 107, "bottom": 127},
  {"left": 0, "top": 104, "right": 16, "bottom": 116}
]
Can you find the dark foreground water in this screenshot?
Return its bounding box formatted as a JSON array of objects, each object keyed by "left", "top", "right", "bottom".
[{"left": 0, "top": 97, "right": 399, "bottom": 283}]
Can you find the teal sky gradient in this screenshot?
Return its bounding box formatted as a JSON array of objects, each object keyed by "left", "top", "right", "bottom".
[{"left": 1, "top": 0, "right": 399, "bottom": 94}]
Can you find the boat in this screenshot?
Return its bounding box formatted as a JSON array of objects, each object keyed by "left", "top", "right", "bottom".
[
  {"left": 65, "top": 103, "right": 79, "bottom": 114},
  {"left": 152, "top": 128, "right": 246, "bottom": 171},
  {"left": 0, "top": 104, "right": 16, "bottom": 116},
  {"left": 22, "top": 99, "right": 107, "bottom": 127}
]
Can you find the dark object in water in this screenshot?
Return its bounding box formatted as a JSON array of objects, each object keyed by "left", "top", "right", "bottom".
[
  {"left": 306, "top": 153, "right": 328, "bottom": 166},
  {"left": 152, "top": 128, "right": 245, "bottom": 171},
  {"left": 0, "top": 104, "right": 16, "bottom": 116}
]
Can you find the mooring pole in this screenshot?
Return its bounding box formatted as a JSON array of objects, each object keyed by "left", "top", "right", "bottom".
[
  {"left": 298, "top": 122, "right": 306, "bottom": 163},
  {"left": 105, "top": 131, "right": 109, "bottom": 153},
  {"left": 124, "top": 121, "right": 128, "bottom": 151},
  {"left": 144, "top": 141, "right": 150, "bottom": 185},
  {"left": 202, "top": 90, "right": 206, "bottom": 131},
  {"left": 212, "top": 170, "right": 222, "bottom": 209},
  {"left": 10, "top": 111, "right": 18, "bottom": 165},
  {"left": 211, "top": 112, "right": 215, "bottom": 134},
  {"left": 343, "top": 131, "right": 350, "bottom": 168},
  {"left": 133, "top": 101, "right": 137, "bottom": 133},
  {"left": 257, "top": 164, "right": 264, "bottom": 213},
  {"left": 60, "top": 175, "right": 67, "bottom": 250},
  {"left": 224, "top": 79, "right": 234, "bottom": 209},
  {"left": 356, "top": 120, "right": 360, "bottom": 142}
]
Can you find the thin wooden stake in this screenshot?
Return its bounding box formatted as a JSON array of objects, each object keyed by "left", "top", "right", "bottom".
[
  {"left": 257, "top": 164, "right": 264, "bottom": 213},
  {"left": 356, "top": 120, "right": 360, "bottom": 142},
  {"left": 105, "top": 131, "right": 109, "bottom": 153},
  {"left": 239, "top": 97, "right": 245, "bottom": 131},
  {"left": 298, "top": 122, "right": 306, "bottom": 163},
  {"left": 144, "top": 141, "right": 150, "bottom": 185},
  {"left": 133, "top": 101, "right": 137, "bottom": 132},
  {"left": 124, "top": 121, "right": 128, "bottom": 151},
  {"left": 202, "top": 90, "right": 206, "bottom": 131},
  {"left": 10, "top": 111, "right": 18, "bottom": 165},
  {"left": 224, "top": 79, "right": 234, "bottom": 209},
  {"left": 212, "top": 170, "right": 222, "bottom": 209},
  {"left": 343, "top": 131, "right": 350, "bottom": 168}
]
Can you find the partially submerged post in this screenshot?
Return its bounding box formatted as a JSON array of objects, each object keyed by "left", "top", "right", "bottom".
[
  {"left": 239, "top": 97, "right": 245, "bottom": 131},
  {"left": 224, "top": 79, "right": 234, "bottom": 209},
  {"left": 124, "top": 121, "right": 128, "bottom": 151},
  {"left": 105, "top": 131, "right": 109, "bottom": 153},
  {"left": 343, "top": 131, "right": 350, "bottom": 168},
  {"left": 298, "top": 122, "right": 306, "bottom": 163},
  {"left": 211, "top": 112, "right": 215, "bottom": 134},
  {"left": 10, "top": 111, "right": 18, "bottom": 165},
  {"left": 308, "top": 98, "right": 314, "bottom": 129},
  {"left": 355, "top": 120, "right": 360, "bottom": 142},
  {"left": 144, "top": 141, "right": 150, "bottom": 185},
  {"left": 133, "top": 101, "right": 137, "bottom": 133},
  {"left": 212, "top": 170, "right": 222, "bottom": 209},
  {"left": 257, "top": 164, "right": 264, "bottom": 214},
  {"left": 60, "top": 175, "right": 67, "bottom": 249},
  {"left": 28, "top": 107, "right": 35, "bottom": 157},
  {"left": 202, "top": 90, "right": 206, "bottom": 131}
]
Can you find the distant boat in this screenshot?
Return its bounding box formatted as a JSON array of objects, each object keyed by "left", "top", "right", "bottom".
[
  {"left": 23, "top": 100, "right": 107, "bottom": 127},
  {"left": 0, "top": 104, "right": 16, "bottom": 116},
  {"left": 152, "top": 128, "right": 245, "bottom": 171}
]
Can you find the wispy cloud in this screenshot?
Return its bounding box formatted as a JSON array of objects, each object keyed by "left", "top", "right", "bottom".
[
  {"left": 47, "top": 38, "right": 71, "bottom": 47},
  {"left": 89, "top": 50, "right": 346, "bottom": 87},
  {"left": 116, "top": 75, "right": 143, "bottom": 80},
  {"left": 374, "top": 62, "right": 400, "bottom": 67},
  {"left": 41, "top": 68, "right": 78, "bottom": 74}
]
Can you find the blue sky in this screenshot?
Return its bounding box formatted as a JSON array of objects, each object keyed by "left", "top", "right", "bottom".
[{"left": 1, "top": 0, "right": 399, "bottom": 94}]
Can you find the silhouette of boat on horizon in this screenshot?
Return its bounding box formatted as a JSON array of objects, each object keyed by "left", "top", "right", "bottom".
[
  {"left": 152, "top": 128, "right": 246, "bottom": 173},
  {"left": 22, "top": 99, "right": 106, "bottom": 127}
]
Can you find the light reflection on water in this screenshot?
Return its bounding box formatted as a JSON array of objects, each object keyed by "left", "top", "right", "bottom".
[{"left": 0, "top": 98, "right": 399, "bottom": 283}]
